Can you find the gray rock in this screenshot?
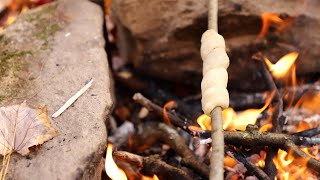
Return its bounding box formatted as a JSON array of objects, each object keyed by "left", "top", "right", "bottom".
[{"left": 0, "top": 0, "right": 112, "bottom": 179}]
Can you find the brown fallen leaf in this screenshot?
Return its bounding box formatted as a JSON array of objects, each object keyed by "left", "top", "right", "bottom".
[{"left": 0, "top": 101, "right": 57, "bottom": 156}]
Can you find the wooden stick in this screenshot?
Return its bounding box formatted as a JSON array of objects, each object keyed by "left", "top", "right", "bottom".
[
  {"left": 210, "top": 107, "right": 224, "bottom": 180},
  {"left": 208, "top": 0, "right": 218, "bottom": 31},
  {"left": 208, "top": 0, "right": 224, "bottom": 179}
]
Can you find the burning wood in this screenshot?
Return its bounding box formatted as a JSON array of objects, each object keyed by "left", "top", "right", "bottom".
[{"left": 105, "top": 1, "right": 320, "bottom": 179}]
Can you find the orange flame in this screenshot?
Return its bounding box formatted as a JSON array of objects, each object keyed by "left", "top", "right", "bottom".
[
  {"left": 105, "top": 144, "right": 127, "bottom": 180},
  {"left": 196, "top": 114, "right": 211, "bottom": 130},
  {"left": 300, "top": 91, "right": 320, "bottom": 114},
  {"left": 254, "top": 151, "right": 267, "bottom": 168},
  {"left": 222, "top": 92, "right": 274, "bottom": 131},
  {"left": 141, "top": 174, "right": 159, "bottom": 180},
  {"left": 163, "top": 101, "right": 176, "bottom": 126},
  {"left": 196, "top": 93, "right": 274, "bottom": 131},
  {"left": 258, "top": 13, "right": 283, "bottom": 38},
  {"left": 273, "top": 149, "right": 316, "bottom": 180},
  {"left": 284, "top": 65, "right": 297, "bottom": 109},
  {"left": 258, "top": 12, "right": 294, "bottom": 38},
  {"left": 264, "top": 52, "right": 299, "bottom": 79}
]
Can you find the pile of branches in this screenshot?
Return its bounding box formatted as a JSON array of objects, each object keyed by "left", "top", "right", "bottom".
[{"left": 108, "top": 56, "right": 320, "bottom": 179}]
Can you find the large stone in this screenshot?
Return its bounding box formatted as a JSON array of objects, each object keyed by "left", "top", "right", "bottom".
[
  {"left": 0, "top": 0, "right": 112, "bottom": 179},
  {"left": 112, "top": 0, "right": 320, "bottom": 91}
]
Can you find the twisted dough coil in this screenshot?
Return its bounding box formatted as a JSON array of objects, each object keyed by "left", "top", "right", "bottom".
[{"left": 201, "top": 29, "right": 230, "bottom": 115}]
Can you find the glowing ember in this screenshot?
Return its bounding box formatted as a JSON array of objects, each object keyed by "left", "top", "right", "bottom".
[
  {"left": 264, "top": 52, "right": 299, "bottom": 79},
  {"left": 105, "top": 144, "right": 127, "bottom": 180},
  {"left": 163, "top": 100, "right": 176, "bottom": 126},
  {"left": 224, "top": 156, "right": 237, "bottom": 168}
]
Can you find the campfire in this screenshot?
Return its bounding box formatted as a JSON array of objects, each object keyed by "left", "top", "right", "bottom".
[
  {"left": 0, "top": 0, "right": 319, "bottom": 179},
  {"left": 105, "top": 1, "right": 320, "bottom": 180}
]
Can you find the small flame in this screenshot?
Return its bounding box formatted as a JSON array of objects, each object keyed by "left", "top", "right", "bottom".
[
  {"left": 254, "top": 151, "right": 267, "bottom": 168},
  {"left": 196, "top": 114, "right": 211, "bottom": 130},
  {"left": 264, "top": 52, "right": 299, "bottom": 79},
  {"left": 141, "top": 174, "right": 159, "bottom": 180},
  {"left": 300, "top": 91, "right": 320, "bottom": 114},
  {"left": 258, "top": 12, "right": 293, "bottom": 38},
  {"left": 195, "top": 93, "right": 274, "bottom": 131},
  {"left": 163, "top": 101, "right": 176, "bottom": 126},
  {"left": 259, "top": 123, "right": 273, "bottom": 132},
  {"left": 222, "top": 92, "right": 274, "bottom": 131},
  {"left": 273, "top": 149, "right": 314, "bottom": 180},
  {"left": 105, "top": 144, "right": 127, "bottom": 180},
  {"left": 258, "top": 13, "right": 283, "bottom": 38},
  {"left": 291, "top": 90, "right": 320, "bottom": 123},
  {"left": 256, "top": 159, "right": 265, "bottom": 168},
  {"left": 284, "top": 65, "right": 297, "bottom": 109}
]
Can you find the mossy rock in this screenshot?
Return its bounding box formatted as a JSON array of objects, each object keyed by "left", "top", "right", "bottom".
[{"left": 0, "top": 2, "right": 65, "bottom": 103}]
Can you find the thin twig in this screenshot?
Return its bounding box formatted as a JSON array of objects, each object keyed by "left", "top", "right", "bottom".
[
  {"left": 133, "top": 92, "right": 320, "bottom": 174},
  {"left": 292, "top": 127, "right": 320, "bottom": 137},
  {"left": 226, "top": 146, "right": 270, "bottom": 180},
  {"left": 133, "top": 93, "right": 320, "bottom": 146},
  {"left": 133, "top": 93, "right": 198, "bottom": 135},
  {"left": 253, "top": 54, "right": 284, "bottom": 178},
  {"left": 130, "top": 122, "right": 209, "bottom": 178}
]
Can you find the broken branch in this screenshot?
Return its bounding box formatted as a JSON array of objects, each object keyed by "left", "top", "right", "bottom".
[
  {"left": 113, "top": 151, "right": 193, "bottom": 180},
  {"left": 226, "top": 146, "right": 270, "bottom": 180}
]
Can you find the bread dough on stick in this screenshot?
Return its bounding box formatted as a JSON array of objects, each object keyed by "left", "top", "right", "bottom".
[{"left": 201, "top": 29, "right": 230, "bottom": 115}]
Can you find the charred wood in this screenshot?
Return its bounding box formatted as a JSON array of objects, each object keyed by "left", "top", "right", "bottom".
[
  {"left": 130, "top": 122, "right": 209, "bottom": 178},
  {"left": 116, "top": 69, "right": 201, "bottom": 119},
  {"left": 292, "top": 127, "right": 320, "bottom": 137},
  {"left": 253, "top": 54, "right": 284, "bottom": 178},
  {"left": 113, "top": 151, "right": 194, "bottom": 180},
  {"left": 226, "top": 146, "right": 270, "bottom": 180}
]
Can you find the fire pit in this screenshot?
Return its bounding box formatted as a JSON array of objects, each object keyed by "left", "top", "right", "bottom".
[
  {"left": 106, "top": 0, "right": 320, "bottom": 179},
  {"left": 1, "top": 0, "right": 319, "bottom": 179}
]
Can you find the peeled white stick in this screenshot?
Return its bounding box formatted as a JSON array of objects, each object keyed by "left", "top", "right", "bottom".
[
  {"left": 204, "top": 0, "right": 230, "bottom": 179},
  {"left": 52, "top": 79, "right": 93, "bottom": 118}
]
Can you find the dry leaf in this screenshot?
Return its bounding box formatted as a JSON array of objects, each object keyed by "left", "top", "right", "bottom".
[{"left": 0, "top": 101, "right": 57, "bottom": 156}]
